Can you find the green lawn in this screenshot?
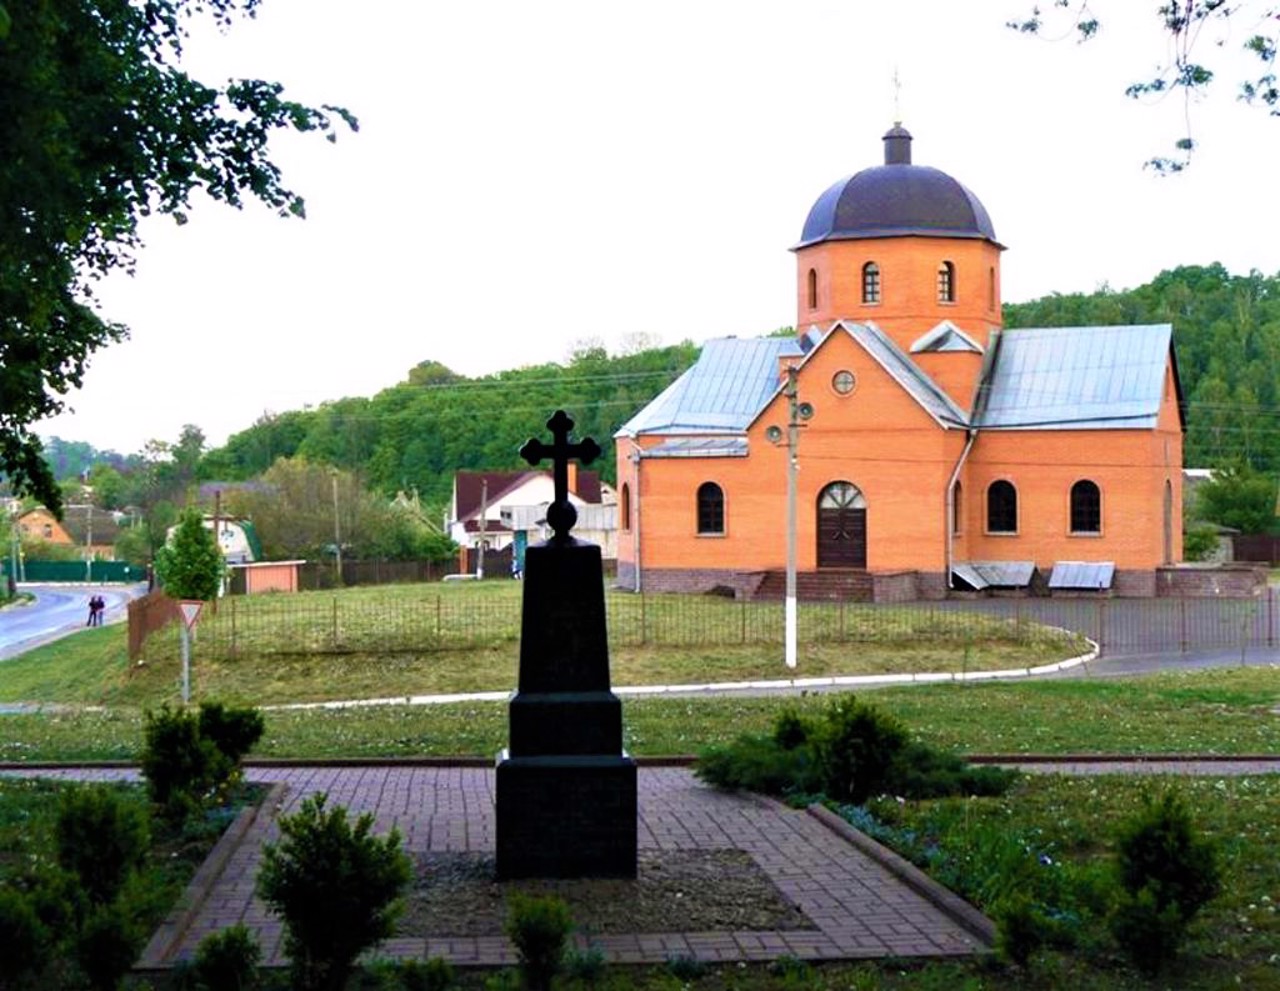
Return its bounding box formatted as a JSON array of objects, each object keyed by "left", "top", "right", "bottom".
[
  {"left": 2, "top": 668, "right": 1276, "bottom": 763},
  {"left": 0, "top": 583, "right": 1088, "bottom": 709}
]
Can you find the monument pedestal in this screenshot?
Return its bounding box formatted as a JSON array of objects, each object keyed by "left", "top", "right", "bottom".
[
  {"left": 495, "top": 537, "right": 638, "bottom": 879},
  {"left": 496, "top": 751, "right": 637, "bottom": 878}
]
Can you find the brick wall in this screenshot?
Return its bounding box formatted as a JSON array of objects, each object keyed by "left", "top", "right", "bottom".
[{"left": 1156, "top": 565, "right": 1267, "bottom": 598}]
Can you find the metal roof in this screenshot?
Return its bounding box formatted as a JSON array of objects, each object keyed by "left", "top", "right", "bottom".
[
  {"left": 911, "top": 320, "right": 983, "bottom": 354},
  {"left": 1048, "top": 561, "right": 1115, "bottom": 590},
  {"left": 829, "top": 322, "right": 969, "bottom": 428},
  {"left": 618, "top": 337, "right": 802, "bottom": 437},
  {"left": 644, "top": 437, "right": 750, "bottom": 459},
  {"left": 976, "top": 324, "right": 1173, "bottom": 430},
  {"left": 951, "top": 560, "right": 1038, "bottom": 590}
]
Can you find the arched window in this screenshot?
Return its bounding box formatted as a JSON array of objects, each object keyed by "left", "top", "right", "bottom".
[
  {"left": 861, "top": 262, "right": 881, "bottom": 304},
  {"left": 937, "top": 261, "right": 956, "bottom": 303},
  {"left": 1070, "top": 479, "right": 1101, "bottom": 534},
  {"left": 807, "top": 268, "right": 818, "bottom": 310},
  {"left": 620, "top": 483, "right": 631, "bottom": 532},
  {"left": 987, "top": 480, "right": 1017, "bottom": 533},
  {"left": 697, "top": 482, "right": 725, "bottom": 535},
  {"left": 952, "top": 481, "right": 964, "bottom": 535}
]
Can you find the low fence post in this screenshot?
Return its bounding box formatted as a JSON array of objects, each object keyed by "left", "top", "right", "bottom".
[
  {"left": 331, "top": 597, "right": 339, "bottom": 651},
  {"left": 1180, "top": 597, "right": 1188, "bottom": 653},
  {"left": 230, "top": 597, "right": 237, "bottom": 660},
  {"left": 640, "top": 593, "right": 648, "bottom": 646},
  {"left": 740, "top": 599, "right": 747, "bottom": 644}
]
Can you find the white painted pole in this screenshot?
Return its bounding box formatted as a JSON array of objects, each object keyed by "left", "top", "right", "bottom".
[
  {"left": 180, "top": 624, "right": 191, "bottom": 704},
  {"left": 785, "top": 367, "right": 799, "bottom": 670}
]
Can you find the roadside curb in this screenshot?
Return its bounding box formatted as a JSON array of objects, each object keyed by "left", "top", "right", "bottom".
[
  {"left": 258, "top": 637, "right": 1100, "bottom": 713},
  {"left": 806, "top": 804, "right": 997, "bottom": 947}
]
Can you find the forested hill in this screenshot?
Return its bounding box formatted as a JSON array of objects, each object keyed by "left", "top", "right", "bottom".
[
  {"left": 1002, "top": 263, "right": 1279, "bottom": 473},
  {"left": 199, "top": 343, "right": 701, "bottom": 507},
  {"left": 196, "top": 263, "right": 1278, "bottom": 508}
]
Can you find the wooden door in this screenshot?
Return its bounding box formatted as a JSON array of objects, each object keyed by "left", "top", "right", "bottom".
[{"left": 817, "top": 481, "right": 866, "bottom": 569}]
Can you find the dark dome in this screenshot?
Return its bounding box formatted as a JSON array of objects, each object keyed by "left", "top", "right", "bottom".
[{"left": 794, "top": 126, "right": 1000, "bottom": 249}]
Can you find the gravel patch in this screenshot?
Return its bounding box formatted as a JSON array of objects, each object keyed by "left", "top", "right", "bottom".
[{"left": 399, "top": 849, "right": 816, "bottom": 937}]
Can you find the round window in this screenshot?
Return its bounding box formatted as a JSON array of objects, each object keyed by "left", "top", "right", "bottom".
[{"left": 832, "top": 370, "right": 856, "bottom": 395}]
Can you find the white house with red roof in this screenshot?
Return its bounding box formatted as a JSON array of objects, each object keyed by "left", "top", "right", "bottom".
[{"left": 449, "top": 466, "right": 604, "bottom": 556}]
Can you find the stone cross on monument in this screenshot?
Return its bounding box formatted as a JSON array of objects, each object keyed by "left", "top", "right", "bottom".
[
  {"left": 518, "top": 409, "right": 602, "bottom": 542},
  {"left": 496, "top": 410, "right": 637, "bottom": 879}
]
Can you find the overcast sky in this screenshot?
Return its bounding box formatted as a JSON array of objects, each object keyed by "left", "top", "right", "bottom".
[{"left": 37, "top": 0, "right": 1280, "bottom": 455}]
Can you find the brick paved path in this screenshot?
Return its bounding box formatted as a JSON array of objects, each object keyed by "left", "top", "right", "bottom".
[{"left": 8, "top": 765, "right": 989, "bottom": 968}]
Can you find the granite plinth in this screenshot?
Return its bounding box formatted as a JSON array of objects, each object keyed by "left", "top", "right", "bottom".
[
  {"left": 495, "top": 750, "right": 638, "bottom": 879},
  {"left": 508, "top": 691, "right": 623, "bottom": 756}
]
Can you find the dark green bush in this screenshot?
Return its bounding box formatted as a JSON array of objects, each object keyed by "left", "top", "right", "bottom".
[
  {"left": 772, "top": 707, "right": 809, "bottom": 749},
  {"left": 1109, "top": 790, "right": 1221, "bottom": 973},
  {"left": 812, "top": 696, "right": 911, "bottom": 803},
  {"left": 55, "top": 785, "right": 150, "bottom": 906},
  {"left": 694, "top": 733, "right": 817, "bottom": 796},
  {"left": 198, "top": 702, "right": 265, "bottom": 768},
  {"left": 257, "top": 792, "right": 411, "bottom": 991},
  {"left": 994, "top": 893, "right": 1057, "bottom": 967},
  {"left": 505, "top": 893, "right": 573, "bottom": 991},
  {"left": 695, "top": 694, "right": 1014, "bottom": 803},
  {"left": 1110, "top": 885, "right": 1187, "bottom": 976},
  {"left": 74, "top": 899, "right": 145, "bottom": 991},
  {"left": 0, "top": 887, "right": 48, "bottom": 984},
  {"left": 141, "top": 705, "right": 225, "bottom": 818},
  {"left": 665, "top": 954, "right": 708, "bottom": 982},
  {"left": 192, "top": 923, "right": 262, "bottom": 990},
  {"left": 884, "top": 742, "right": 1016, "bottom": 799},
  {"left": 392, "top": 956, "right": 456, "bottom": 991},
  {"left": 563, "top": 943, "right": 606, "bottom": 985},
  {"left": 142, "top": 702, "right": 264, "bottom": 820}
]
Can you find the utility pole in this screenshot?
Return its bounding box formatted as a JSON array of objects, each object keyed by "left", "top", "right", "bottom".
[
  {"left": 331, "top": 471, "right": 343, "bottom": 587},
  {"left": 767, "top": 366, "right": 812, "bottom": 670},
  {"left": 84, "top": 505, "right": 93, "bottom": 583},
  {"left": 477, "top": 479, "right": 488, "bottom": 579},
  {"left": 784, "top": 367, "right": 800, "bottom": 670}
]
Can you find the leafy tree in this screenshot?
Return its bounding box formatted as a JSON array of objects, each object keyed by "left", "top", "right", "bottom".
[
  {"left": 1008, "top": 2, "right": 1279, "bottom": 171},
  {"left": 0, "top": 0, "right": 355, "bottom": 515},
  {"left": 1192, "top": 464, "right": 1277, "bottom": 533},
  {"left": 154, "top": 507, "right": 223, "bottom": 600}
]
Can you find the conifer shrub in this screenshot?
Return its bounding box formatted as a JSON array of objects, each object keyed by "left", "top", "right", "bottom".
[
  {"left": 141, "top": 701, "right": 264, "bottom": 820},
  {"left": 1109, "top": 790, "right": 1221, "bottom": 974},
  {"left": 0, "top": 887, "right": 48, "bottom": 985},
  {"left": 55, "top": 784, "right": 150, "bottom": 905},
  {"left": 198, "top": 702, "right": 266, "bottom": 770},
  {"left": 505, "top": 893, "right": 574, "bottom": 991},
  {"left": 191, "top": 923, "right": 262, "bottom": 990},
  {"left": 391, "top": 956, "right": 456, "bottom": 991},
  {"left": 696, "top": 693, "right": 1015, "bottom": 803},
  {"left": 74, "top": 899, "right": 146, "bottom": 991},
  {"left": 256, "top": 792, "right": 411, "bottom": 991}
]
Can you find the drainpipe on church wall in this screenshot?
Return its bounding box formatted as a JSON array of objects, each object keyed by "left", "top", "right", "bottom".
[
  {"left": 630, "top": 449, "right": 643, "bottom": 593},
  {"left": 945, "top": 430, "right": 978, "bottom": 589}
]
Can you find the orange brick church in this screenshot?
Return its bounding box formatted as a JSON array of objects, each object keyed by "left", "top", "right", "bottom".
[{"left": 614, "top": 125, "right": 1184, "bottom": 600}]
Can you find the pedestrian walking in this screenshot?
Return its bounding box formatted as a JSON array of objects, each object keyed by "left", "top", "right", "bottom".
[{"left": 86, "top": 596, "right": 95, "bottom": 626}]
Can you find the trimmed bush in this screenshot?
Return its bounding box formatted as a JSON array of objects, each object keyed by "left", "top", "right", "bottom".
[
  {"left": 393, "top": 956, "right": 456, "bottom": 991},
  {"left": 192, "top": 923, "right": 262, "bottom": 990},
  {"left": 695, "top": 693, "right": 1014, "bottom": 803},
  {"left": 0, "top": 887, "right": 48, "bottom": 984},
  {"left": 505, "top": 893, "right": 573, "bottom": 991},
  {"left": 257, "top": 792, "right": 411, "bottom": 991},
  {"left": 55, "top": 785, "right": 150, "bottom": 906},
  {"left": 141, "top": 702, "right": 264, "bottom": 820},
  {"left": 74, "top": 899, "right": 145, "bottom": 991},
  {"left": 812, "top": 696, "right": 910, "bottom": 803},
  {"left": 141, "top": 704, "right": 225, "bottom": 819},
  {"left": 198, "top": 702, "right": 265, "bottom": 769},
  {"left": 1109, "top": 789, "right": 1221, "bottom": 973}
]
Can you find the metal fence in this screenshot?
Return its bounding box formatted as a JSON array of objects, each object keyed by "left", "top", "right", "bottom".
[{"left": 133, "top": 587, "right": 1280, "bottom": 662}]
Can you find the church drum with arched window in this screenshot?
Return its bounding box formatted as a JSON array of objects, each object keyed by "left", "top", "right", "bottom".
[{"left": 817, "top": 481, "right": 866, "bottom": 569}]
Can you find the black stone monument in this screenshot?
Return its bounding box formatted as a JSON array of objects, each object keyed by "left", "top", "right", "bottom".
[{"left": 495, "top": 410, "right": 638, "bottom": 879}]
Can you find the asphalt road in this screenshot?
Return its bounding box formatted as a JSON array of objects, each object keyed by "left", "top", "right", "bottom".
[{"left": 0, "top": 584, "right": 145, "bottom": 661}]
